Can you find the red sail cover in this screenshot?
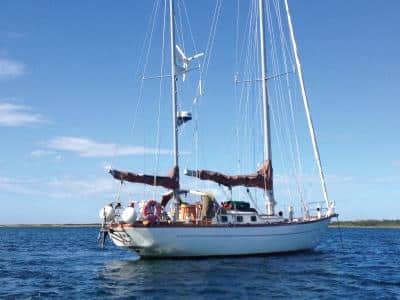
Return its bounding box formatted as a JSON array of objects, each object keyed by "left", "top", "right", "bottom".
[
  {"left": 186, "top": 160, "right": 273, "bottom": 190},
  {"left": 109, "top": 166, "right": 179, "bottom": 190}
]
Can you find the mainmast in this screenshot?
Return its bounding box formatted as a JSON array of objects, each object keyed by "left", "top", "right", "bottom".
[
  {"left": 169, "top": 0, "right": 180, "bottom": 219},
  {"left": 258, "top": 0, "right": 275, "bottom": 215}
]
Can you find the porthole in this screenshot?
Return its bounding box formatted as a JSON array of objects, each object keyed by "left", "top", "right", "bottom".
[
  {"left": 221, "top": 216, "right": 228, "bottom": 223},
  {"left": 237, "top": 216, "right": 243, "bottom": 222},
  {"left": 251, "top": 216, "right": 257, "bottom": 222}
]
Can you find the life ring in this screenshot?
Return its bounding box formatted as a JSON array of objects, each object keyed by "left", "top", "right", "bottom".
[{"left": 143, "top": 200, "right": 162, "bottom": 223}]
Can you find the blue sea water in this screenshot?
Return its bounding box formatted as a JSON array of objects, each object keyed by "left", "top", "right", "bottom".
[{"left": 0, "top": 227, "right": 399, "bottom": 299}]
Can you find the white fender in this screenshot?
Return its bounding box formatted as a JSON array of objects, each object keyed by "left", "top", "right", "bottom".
[
  {"left": 99, "top": 205, "right": 115, "bottom": 222},
  {"left": 121, "top": 207, "right": 137, "bottom": 224}
]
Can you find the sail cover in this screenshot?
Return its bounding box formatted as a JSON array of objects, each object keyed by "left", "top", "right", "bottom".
[
  {"left": 185, "top": 160, "right": 273, "bottom": 190},
  {"left": 109, "top": 166, "right": 179, "bottom": 190}
]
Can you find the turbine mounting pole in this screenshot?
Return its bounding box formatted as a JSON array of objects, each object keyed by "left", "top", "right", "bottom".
[{"left": 169, "top": 0, "right": 180, "bottom": 220}]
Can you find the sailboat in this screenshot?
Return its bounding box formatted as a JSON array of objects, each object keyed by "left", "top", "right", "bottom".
[{"left": 98, "top": 0, "right": 337, "bottom": 258}]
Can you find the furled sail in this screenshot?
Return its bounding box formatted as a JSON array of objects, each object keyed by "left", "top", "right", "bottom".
[
  {"left": 109, "top": 166, "right": 179, "bottom": 190},
  {"left": 161, "top": 191, "right": 174, "bottom": 207},
  {"left": 185, "top": 160, "right": 273, "bottom": 190}
]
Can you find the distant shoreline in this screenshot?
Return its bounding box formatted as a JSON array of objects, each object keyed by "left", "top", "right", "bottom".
[
  {"left": 329, "top": 220, "right": 400, "bottom": 229},
  {"left": 0, "top": 224, "right": 100, "bottom": 228},
  {"left": 329, "top": 225, "right": 400, "bottom": 229},
  {"left": 1, "top": 220, "right": 399, "bottom": 228}
]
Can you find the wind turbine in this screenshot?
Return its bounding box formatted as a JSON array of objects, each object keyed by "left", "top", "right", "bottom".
[{"left": 175, "top": 44, "right": 204, "bottom": 81}]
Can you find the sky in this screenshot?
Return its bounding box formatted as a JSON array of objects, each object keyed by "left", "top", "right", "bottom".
[{"left": 0, "top": 0, "right": 399, "bottom": 224}]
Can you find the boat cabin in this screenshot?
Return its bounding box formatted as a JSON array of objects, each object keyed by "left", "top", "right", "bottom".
[{"left": 176, "top": 193, "right": 266, "bottom": 225}]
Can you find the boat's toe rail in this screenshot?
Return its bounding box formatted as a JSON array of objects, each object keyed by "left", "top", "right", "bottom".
[{"left": 107, "top": 214, "right": 335, "bottom": 229}]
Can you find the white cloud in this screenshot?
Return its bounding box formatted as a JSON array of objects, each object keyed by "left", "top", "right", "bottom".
[
  {"left": 0, "top": 102, "right": 46, "bottom": 127},
  {"left": 30, "top": 149, "right": 63, "bottom": 161},
  {"left": 30, "top": 150, "right": 55, "bottom": 158},
  {"left": 392, "top": 160, "right": 400, "bottom": 167},
  {"left": 0, "top": 175, "right": 158, "bottom": 199},
  {"left": 0, "top": 175, "right": 115, "bottom": 198},
  {"left": 0, "top": 176, "right": 40, "bottom": 195},
  {"left": 46, "top": 177, "right": 117, "bottom": 198},
  {"left": 45, "top": 136, "right": 173, "bottom": 157},
  {"left": 273, "top": 173, "right": 355, "bottom": 185},
  {"left": 374, "top": 175, "right": 400, "bottom": 184},
  {"left": 0, "top": 58, "right": 25, "bottom": 79}
]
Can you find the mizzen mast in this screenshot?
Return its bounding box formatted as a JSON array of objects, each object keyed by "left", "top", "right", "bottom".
[{"left": 258, "top": 0, "right": 275, "bottom": 215}]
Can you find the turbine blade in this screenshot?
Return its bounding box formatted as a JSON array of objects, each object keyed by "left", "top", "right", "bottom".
[
  {"left": 193, "top": 52, "right": 204, "bottom": 59},
  {"left": 187, "top": 52, "right": 204, "bottom": 61},
  {"left": 175, "top": 45, "right": 187, "bottom": 60}
]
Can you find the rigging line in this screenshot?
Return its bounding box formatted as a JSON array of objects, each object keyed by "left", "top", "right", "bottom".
[
  {"left": 201, "top": 11, "right": 217, "bottom": 83},
  {"left": 274, "top": 0, "right": 309, "bottom": 214},
  {"left": 284, "top": 0, "right": 331, "bottom": 208},
  {"left": 245, "top": 0, "right": 260, "bottom": 186},
  {"left": 254, "top": 0, "right": 262, "bottom": 170},
  {"left": 130, "top": 0, "right": 161, "bottom": 136},
  {"left": 177, "top": 1, "right": 201, "bottom": 185},
  {"left": 234, "top": 0, "right": 241, "bottom": 174},
  {"left": 288, "top": 80, "right": 304, "bottom": 193},
  {"left": 270, "top": 105, "right": 296, "bottom": 209},
  {"left": 153, "top": 0, "right": 168, "bottom": 199},
  {"left": 268, "top": 1, "right": 301, "bottom": 204},
  {"left": 176, "top": 0, "right": 185, "bottom": 51},
  {"left": 237, "top": 3, "right": 254, "bottom": 102},
  {"left": 234, "top": 0, "right": 242, "bottom": 174},
  {"left": 273, "top": 0, "right": 306, "bottom": 207},
  {"left": 273, "top": 0, "right": 303, "bottom": 172},
  {"left": 264, "top": 1, "right": 295, "bottom": 205},
  {"left": 275, "top": 0, "right": 303, "bottom": 174},
  {"left": 237, "top": 2, "right": 256, "bottom": 178},
  {"left": 272, "top": 0, "right": 295, "bottom": 69},
  {"left": 245, "top": 5, "right": 257, "bottom": 171},
  {"left": 185, "top": 0, "right": 222, "bottom": 180},
  {"left": 200, "top": 0, "right": 223, "bottom": 94},
  {"left": 267, "top": 1, "right": 298, "bottom": 205},
  {"left": 238, "top": 0, "right": 256, "bottom": 174},
  {"left": 283, "top": 16, "right": 316, "bottom": 208},
  {"left": 181, "top": 0, "right": 200, "bottom": 69},
  {"left": 240, "top": 1, "right": 250, "bottom": 175},
  {"left": 250, "top": 0, "right": 263, "bottom": 202},
  {"left": 235, "top": 15, "right": 247, "bottom": 174},
  {"left": 112, "top": 1, "right": 160, "bottom": 165},
  {"left": 237, "top": 0, "right": 254, "bottom": 76},
  {"left": 181, "top": 0, "right": 197, "bottom": 53},
  {"left": 254, "top": 0, "right": 263, "bottom": 160},
  {"left": 134, "top": 0, "right": 161, "bottom": 79},
  {"left": 114, "top": 180, "right": 124, "bottom": 204},
  {"left": 200, "top": 1, "right": 218, "bottom": 79},
  {"left": 234, "top": 0, "right": 240, "bottom": 74}
]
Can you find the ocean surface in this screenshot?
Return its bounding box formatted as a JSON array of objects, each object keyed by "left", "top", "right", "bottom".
[{"left": 0, "top": 227, "right": 399, "bottom": 299}]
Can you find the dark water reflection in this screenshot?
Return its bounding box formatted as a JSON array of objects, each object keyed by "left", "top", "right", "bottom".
[{"left": 0, "top": 227, "right": 399, "bottom": 299}]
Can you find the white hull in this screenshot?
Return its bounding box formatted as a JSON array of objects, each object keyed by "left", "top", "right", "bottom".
[{"left": 109, "top": 217, "right": 332, "bottom": 258}]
